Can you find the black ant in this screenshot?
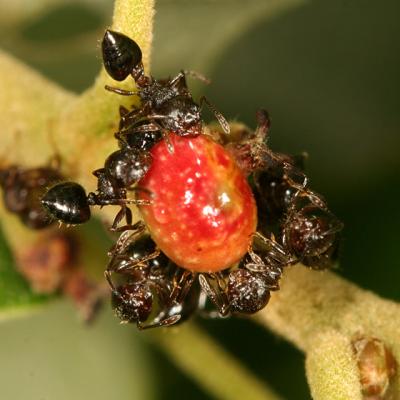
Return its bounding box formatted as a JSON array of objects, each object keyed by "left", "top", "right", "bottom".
[
  {"left": 282, "top": 188, "right": 343, "bottom": 269},
  {"left": 226, "top": 109, "right": 344, "bottom": 270},
  {"left": 197, "top": 232, "right": 290, "bottom": 316},
  {"left": 42, "top": 148, "right": 152, "bottom": 229},
  {"left": 252, "top": 151, "right": 307, "bottom": 231},
  {"left": 0, "top": 158, "right": 63, "bottom": 229},
  {"left": 102, "top": 29, "right": 230, "bottom": 148},
  {"left": 105, "top": 222, "right": 200, "bottom": 329},
  {"left": 41, "top": 181, "right": 91, "bottom": 225}
]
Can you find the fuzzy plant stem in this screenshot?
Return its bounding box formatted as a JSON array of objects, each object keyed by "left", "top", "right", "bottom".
[
  {"left": 254, "top": 266, "right": 400, "bottom": 399},
  {"left": 147, "top": 323, "right": 283, "bottom": 400}
]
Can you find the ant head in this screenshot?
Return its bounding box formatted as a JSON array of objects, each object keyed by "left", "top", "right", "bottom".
[
  {"left": 104, "top": 148, "right": 152, "bottom": 187},
  {"left": 102, "top": 30, "right": 143, "bottom": 81},
  {"left": 283, "top": 199, "right": 343, "bottom": 265},
  {"left": 159, "top": 96, "right": 202, "bottom": 136},
  {"left": 41, "top": 181, "right": 91, "bottom": 225},
  {"left": 181, "top": 102, "right": 202, "bottom": 134},
  {"left": 227, "top": 269, "right": 271, "bottom": 314},
  {"left": 111, "top": 282, "right": 153, "bottom": 323}
]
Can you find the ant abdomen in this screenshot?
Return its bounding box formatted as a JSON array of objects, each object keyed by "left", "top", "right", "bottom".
[
  {"left": 42, "top": 181, "right": 91, "bottom": 224},
  {"left": 111, "top": 282, "right": 153, "bottom": 323},
  {"left": 282, "top": 199, "right": 343, "bottom": 269},
  {"left": 227, "top": 269, "right": 271, "bottom": 314},
  {"left": 102, "top": 30, "right": 142, "bottom": 81},
  {"left": 104, "top": 148, "right": 152, "bottom": 187}
]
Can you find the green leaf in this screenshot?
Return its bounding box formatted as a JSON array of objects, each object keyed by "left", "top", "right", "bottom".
[{"left": 0, "top": 225, "right": 48, "bottom": 321}]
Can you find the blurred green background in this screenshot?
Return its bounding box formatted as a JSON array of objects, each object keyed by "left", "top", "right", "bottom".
[{"left": 0, "top": 0, "right": 399, "bottom": 399}]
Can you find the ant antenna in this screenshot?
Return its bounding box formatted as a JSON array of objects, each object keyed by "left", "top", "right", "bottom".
[
  {"left": 255, "top": 109, "right": 271, "bottom": 142},
  {"left": 199, "top": 96, "right": 230, "bottom": 135},
  {"left": 183, "top": 70, "right": 211, "bottom": 85},
  {"left": 105, "top": 85, "right": 138, "bottom": 96}
]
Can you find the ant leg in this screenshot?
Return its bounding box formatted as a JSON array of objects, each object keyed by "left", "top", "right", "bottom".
[
  {"left": 242, "top": 251, "right": 283, "bottom": 290},
  {"left": 258, "top": 149, "right": 308, "bottom": 193},
  {"left": 108, "top": 204, "right": 135, "bottom": 231},
  {"left": 118, "top": 105, "right": 131, "bottom": 130},
  {"left": 138, "top": 280, "right": 184, "bottom": 330},
  {"left": 215, "top": 272, "right": 231, "bottom": 310},
  {"left": 284, "top": 163, "right": 309, "bottom": 191},
  {"left": 106, "top": 252, "right": 154, "bottom": 280},
  {"left": 119, "top": 105, "right": 129, "bottom": 117},
  {"left": 198, "top": 274, "right": 230, "bottom": 316},
  {"left": 119, "top": 107, "right": 146, "bottom": 129},
  {"left": 89, "top": 189, "right": 145, "bottom": 230},
  {"left": 113, "top": 249, "right": 160, "bottom": 275},
  {"left": 111, "top": 223, "right": 147, "bottom": 234},
  {"left": 170, "top": 270, "right": 196, "bottom": 304},
  {"left": 137, "top": 315, "right": 181, "bottom": 330},
  {"left": 120, "top": 122, "right": 162, "bottom": 136},
  {"left": 178, "top": 273, "right": 196, "bottom": 303},
  {"left": 243, "top": 251, "right": 267, "bottom": 273},
  {"left": 91, "top": 197, "right": 153, "bottom": 208},
  {"left": 145, "top": 114, "right": 170, "bottom": 121},
  {"left": 303, "top": 189, "right": 329, "bottom": 210},
  {"left": 104, "top": 269, "right": 118, "bottom": 293},
  {"left": 169, "top": 71, "right": 188, "bottom": 91},
  {"left": 125, "top": 207, "right": 133, "bottom": 225},
  {"left": 197, "top": 291, "right": 228, "bottom": 319},
  {"left": 109, "top": 206, "right": 128, "bottom": 231},
  {"left": 105, "top": 85, "right": 138, "bottom": 96},
  {"left": 199, "top": 96, "right": 230, "bottom": 134},
  {"left": 116, "top": 121, "right": 163, "bottom": 145},
  {"left": 252, "top": 231, "right": 293, "bottom": 266},
  {"left": 107, "top": 222, "right": 146, "bottom": 257}
]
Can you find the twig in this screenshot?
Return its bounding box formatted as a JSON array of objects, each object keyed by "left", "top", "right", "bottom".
[
  {"left": 254, "top": 266, "right": 400, "bottom": 399},
  {"left": 148, "top": 322, "right": 283, "bottom": 400}
]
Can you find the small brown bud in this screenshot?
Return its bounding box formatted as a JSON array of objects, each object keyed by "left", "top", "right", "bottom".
[
  {"left": 17, "top": 232, "right": 76, "bottom": 293},
  {"left": 352, "top": 335, "right": 397, "bottom": 400}
]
